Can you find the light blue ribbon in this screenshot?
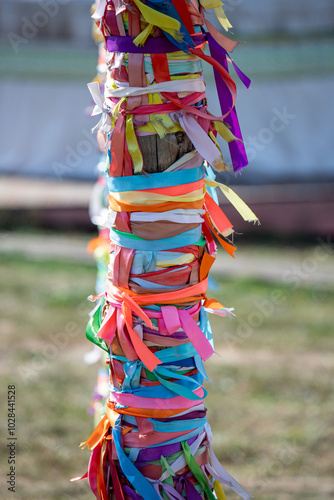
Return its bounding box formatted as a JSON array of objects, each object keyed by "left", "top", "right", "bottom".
[{"left": 108, "top": 165, "right": 204, "bottom": 192}]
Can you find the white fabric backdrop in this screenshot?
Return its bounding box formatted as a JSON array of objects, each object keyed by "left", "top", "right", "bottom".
[{"left": 1, "top": 76, "right": 333, "bottom": 182}]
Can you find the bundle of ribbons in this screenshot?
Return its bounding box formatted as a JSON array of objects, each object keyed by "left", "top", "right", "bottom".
[{"left": 76, "top": 0, "right": 258, "bottom": 498}]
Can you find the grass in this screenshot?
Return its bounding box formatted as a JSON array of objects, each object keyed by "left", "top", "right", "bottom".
[
  {"left": 209, "top": 276, "right": 334, "bottom": 352},
  {"left": 0, "top": 256, "right": 96, "bottom": 500},
  {"left": 0, "top": 249, "right": 333, "bottom": 500}
]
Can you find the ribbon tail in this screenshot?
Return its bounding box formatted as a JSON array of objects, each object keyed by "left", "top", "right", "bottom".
[
  {"left": 96, "top": 306, "right": 116, "bottom": 344},
  {"left": 214, "top": 5, "right": 233, "bottom": 31},
  {"left": 205, "top": 179, "right": 259, "bottom": 223},
  {"left": 207, "top": 33, "right": 248, "bottom": 171},
  {"left": 113, "top": 417, "right": 162, "bottom": 500},
  {"left": 204, "top": 212, "right": 236, "bottom": 258},
  {"left": 80, "top": 414, "right": 110, "bottom": 451},
  {"left": 91, "top": 0, "right": 107, "bottom": 20},
  {"left": 127, "top": 323, "right": 162, "bottom": 372},
  {"left": 87, "top": 81, "right": 103, "bottom": 113},
  {"left": 179, "top": 309, "right": 214, "bottom": 361},
  {"left": 122, "top": 302, "right": 161, "bottom": 372},
  {"left": 204, "top": 192, "right": 233, "bottom": 235},
  {"left": 121, "top": 292, "right": 153, "bottom": 328},
  {"left": 176, "top": 111, "right": 226, "bottom": 172}
]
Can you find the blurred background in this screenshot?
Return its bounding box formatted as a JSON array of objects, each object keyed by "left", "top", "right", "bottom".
[{"left": 0, "top": 1, "right": 333, "bottom": 499}]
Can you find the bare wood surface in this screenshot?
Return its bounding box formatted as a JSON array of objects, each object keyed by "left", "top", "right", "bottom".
[{"left": 138, "top": 132, "right": 194, "bottom": 173}]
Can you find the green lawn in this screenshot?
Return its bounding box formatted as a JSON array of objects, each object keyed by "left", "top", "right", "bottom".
[{"left": 0, "top": 251, "right": 333, "bottom": 499}]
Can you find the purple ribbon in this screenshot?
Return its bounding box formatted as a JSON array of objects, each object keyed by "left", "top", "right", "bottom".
[
  {"left": 175, "top": 473, "right": 204, "bottom": 499},
  {"left": 230, "top": 59, "right": 251, "bottom": 89},
  {"left": 135, "top": 434, "right": 198, "bottom": 463},
  {"left": 106, "top": 34, "right": 206, "bottom": 54},
  {"left": 154, "top": 410, "right": 206, "bottom": 423},
  {"left": 207, "top": 33, "right": 249, "bottom": 172},
  {"left": 123, "top": 484, "right": 143, "bottom": 499},
  {"left": 157, "top": 482, "right": 185, "bottom": 500}
]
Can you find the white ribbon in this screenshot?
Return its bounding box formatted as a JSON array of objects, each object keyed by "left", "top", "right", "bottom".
[
  {"left": 151, "top": 480, "right": 183, "bottom": 500},
  {"left": 87, "top": 81, "right": 112, "bottom": 134},
  {"left": 91, "top": 0, "right": 107, "bottom": 20},
  {"left": 111, "top": 52, "right": 125, "bottom": 71},
  {"left": 204, "top": 306, "right": 236, "bottom": 319},
  {"left": 104, "top": 209, "right": 205, "bottom": 228},
  {"left": 130, "top": 211, "right": 205, "bottom": 224},
  {"left": 173, "top": 110, "right": 224, "bottom": 171},
  {"left": 105, "top": 77, "right": 205, "bottom": 98},
  {"left": 104, "top": 210, "right": 117, "bottom": 228},
  {"left": 205, "top": 423, "right": 253, "bottom": 500}
]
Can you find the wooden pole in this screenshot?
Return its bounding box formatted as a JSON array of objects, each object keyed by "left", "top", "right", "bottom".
[
  {"left": 81, "top": 2, "right": 254, "bottom": 499},
  {"left": 138, "top": 132, "right": 194, "bottom": 173}
]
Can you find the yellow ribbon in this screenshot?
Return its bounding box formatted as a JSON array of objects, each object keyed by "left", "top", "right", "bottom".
[
  {"left": 125, "top": 115, "right": 144, "bottom": 173},
  {"left": 213, "top": 120, "right": 240, "bottom": 144},
  {"left": 204, "top": 178, "right": 259, "bottom": 223},
  {"left": 199, "top": 0, "right": 232, "bottom": 31},
  {"left": 214, "top": 480, "right": 228, "bottom": 500},
  {"left": 214, "top": 5, "right": 233, "bottom": 31},
  {"left": 111, "top": 188, "right": 205, "bottom": 205},
  {"left": 208, "top": 131, "right": 230, "bottom": 172},
  {"left": 133, "top": 23, "right": 154, "bottom": 46},
  {"left": 133, "top": 0, "right": 183, "bottom": 42},
  {"left": 138, "top": 120, "right": 182, "bottom": 137},
  {"left": 157, "top": 253, "right": 196, "bottom": 267}
]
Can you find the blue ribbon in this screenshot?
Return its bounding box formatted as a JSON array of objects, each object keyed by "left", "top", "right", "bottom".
[
  {"left": 112, "top": 416, "right": 162, "bottom": 500},
  {"left": 108, "top": 165, "right": 204, "bottom": 192},
  {"left": 112, "top": 370, "right": 205, "bottom": 400}
]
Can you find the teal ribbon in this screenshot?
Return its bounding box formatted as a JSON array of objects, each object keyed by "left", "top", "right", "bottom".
[{"left": 110, "top": 227, "right": 205, "bottom": 251}]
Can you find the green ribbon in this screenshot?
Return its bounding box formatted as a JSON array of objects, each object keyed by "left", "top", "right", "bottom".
[
  {"left": 86, "top": 301, "right": 109, "bottom": 353},
  {"left": 181, "top": 440, "right": 216, "bottom": 500}
]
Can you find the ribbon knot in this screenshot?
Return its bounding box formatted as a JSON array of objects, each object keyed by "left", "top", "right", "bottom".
[
  {"left": 95, "top": 295, "right": 162, "bottom": 372},
  {"left": 87, "top": 81, "right": 112, "bottom": 133},
  {"left": 119, "top": 107, "right": 127, "bottom": 117}
]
